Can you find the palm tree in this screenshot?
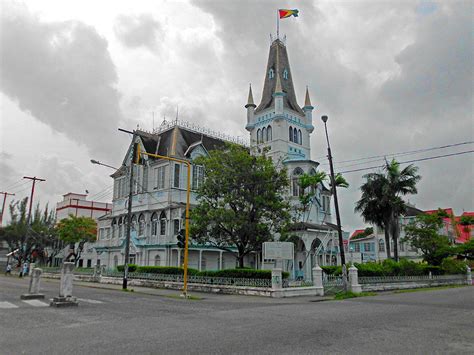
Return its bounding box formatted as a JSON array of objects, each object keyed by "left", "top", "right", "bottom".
[
  {"left": 384, "top": 160, "right": 421, "bottom": 261},
  {"left": 355, "top": 173, "right": 393, "bottom": 259},
  {"left": 355, "top": 159, "right": 420, "bottom": 261}
]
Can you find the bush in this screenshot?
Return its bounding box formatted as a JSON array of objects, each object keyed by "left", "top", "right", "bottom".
[
  {"left": 355, "top": 262, "right": 387, "bottom": 277},
  {"left": 136, "top": 266, "right": 199, "bottom": 275},
  {"left": 197, "top": 268, "right": 290, "bottom": 279},
  {"left": 321, "top": 266, "right": 342, "bottom": 275},
  {"left": 117, "top": 264, "right": 138, "bottom": 272},
  {"left": 441, "top": 258, "right": 467, "bottom": 274}
]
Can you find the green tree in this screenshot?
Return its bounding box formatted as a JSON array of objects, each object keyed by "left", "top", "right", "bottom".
[
  {"left": 297, "top": 171, "right": 327, "bottom": 222},
  {"left": 56, "top": 215, "right": 97, "bottom": 265},
  {"left": 403, "top": 212, "right": 453, "bottom": 265},
  {"left": 355, "top": 159, "right": 420, "bottom": 261},
  {"left": 190, "top": 144, "right": 291, "bottom": 268},
  {"left": 0, "top": 198, "right": 56, "bottom": 267}
]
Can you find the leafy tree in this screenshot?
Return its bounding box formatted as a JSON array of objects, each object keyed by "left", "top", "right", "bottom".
[
  {"left": 56, "top": 215, "right": 97, "bottom": 265},
  {"left": 403, "top": 212, "right": 453, "bottom": 265},
  {"left": 190, "top": 144, "right": 291, "bottom": 268},
  {"left": 296, "top": 171, "right": 327, "bottom": 223},
  {"left": 0, "top": 198, "right": 56, "bottom": 267},
  {"left": 452, "top": 238, "right": 474, "bottom": 260},
  {"left": 355, "top": 159, "right": 420, "bottom": 261}
]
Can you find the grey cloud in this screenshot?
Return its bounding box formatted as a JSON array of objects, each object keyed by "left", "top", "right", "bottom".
[
  {"left": 0, "top": 2, "right": 123, "bottom": 161},
  {"left": 114, "top": 14, "right": 162, "bottom": 51}
]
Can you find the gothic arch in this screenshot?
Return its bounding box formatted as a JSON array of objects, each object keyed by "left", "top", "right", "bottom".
[
  {"left": 298, "top": 129, "right": 302, "bottom": 145},
  {"left": 289, "top": 126, "right": 293, "bottom": 142},
  {"left": 257, "top": 129, "right": 261, "bottom": 144},
  {"left": 293, "top": 128, "right": 298, "bottom": 144},
  {"left": 267, "top": 125, "right": 272, "bottom": 141},
  {"left": 262, "top": 127, "right": 267, "bottom": 142}
]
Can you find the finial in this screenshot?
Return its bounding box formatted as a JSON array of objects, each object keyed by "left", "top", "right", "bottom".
[
  {"left": 245, "top": 83, "right": 256, "bottom": 108},
  {"left": 304, "top": 86, "right": 312, "bottom": 107}
]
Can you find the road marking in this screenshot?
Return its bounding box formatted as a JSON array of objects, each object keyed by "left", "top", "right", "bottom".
[
  {"left": 0, "top": 301, "right": 19, "bottom": 309},
  {"left": 77, "top": 298, "right": 104, "bottom": 304},
  {"left": 22, "top": 299, "right": 48, "bottom": 307}
]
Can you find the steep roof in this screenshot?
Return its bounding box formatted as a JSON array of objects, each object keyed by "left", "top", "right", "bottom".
[{"left": 255, "top": 39, "right": 304, "bottom": 115}]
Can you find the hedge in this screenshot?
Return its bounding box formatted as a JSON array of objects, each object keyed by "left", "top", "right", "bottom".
[{"left": 115, "top": 266, "right": 289, "bottom": 279}]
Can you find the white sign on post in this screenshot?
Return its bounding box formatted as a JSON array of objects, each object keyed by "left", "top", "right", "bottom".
[{"left": 263, "top": 242, "right": 294, "bottom": 260}]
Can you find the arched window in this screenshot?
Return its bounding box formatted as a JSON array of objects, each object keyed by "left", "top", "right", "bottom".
[
  {"left": 293, "top": 128, "right": 298, "bottom": 144},
  {"left": 159, "top": 211, "right": 167, "bottom": 236},
  {"left": 292, "top": 167, "right": 304, "bottom": 196},
  {"left": 138, "top": 214, "right": 145, "bottom": 236},
  {"left": 378, "top": 239, "right": 385, "bottom": 252},
  {"left": 262, "top": 127, "right": 267, "bottom": 142},
  {"left": 131, "top": 215, "right": 137, "bottom": 231},
  {"left": 268, "top": 68, "right": 274, "bottom": 79},
  {"left": 267, "top": 125, "right": 272, "bottom": 141},
  {"left": 151, "top": 213, "right": 158, "bottom": 236},
  {"left": 154, "top": 255, "right": 161, "bottom": 266},
  {"left": 118, "top": 217, "right": 123, "bottom": 238},
  {"left": 283, "top": 68, "right": 288, "bottom": 80},
  {"left": 257, "top": 129, "right": 261, "bottom": 144},
  {"left": 289, "top": 126, "right": 293, "bottom": 142},
  {"left": 111, "top": 218, "right": 117, "bottom": 238},
  {"left": 298, "top": 130, "right": 302, "bottom": 145}
]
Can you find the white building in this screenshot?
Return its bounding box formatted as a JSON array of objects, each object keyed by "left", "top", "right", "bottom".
[
  {"left": 54, "top": 193, "right": 112, "bottom": 267},
  {"left": 95, "top": 37, "right": 344, "bottom": 278}
]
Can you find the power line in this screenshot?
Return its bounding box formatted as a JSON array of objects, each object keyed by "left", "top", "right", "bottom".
[
  {"left": 337, "top": 150, "right": 474, "bottom": 174},
  {"left": 318, "top": 140, "right": 474, "bottom": 166}
]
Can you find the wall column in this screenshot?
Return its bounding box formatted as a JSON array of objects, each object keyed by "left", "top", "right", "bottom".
[
  {"left": 198, "top": 250, "right": 203, "bottom": 271},
  {"left": 219, "top": 251, "right": 223, "bottom": 270},
  {"left": 177, "top": 249, "right": 181, "bottom": 267}
]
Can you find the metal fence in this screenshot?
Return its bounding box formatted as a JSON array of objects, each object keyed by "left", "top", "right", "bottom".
[
  {"left": 323, "top": 274, "right": 345, "bottom": 294},
  {"left": 358, "top": 274, "right": 466, "bottom": 284}
]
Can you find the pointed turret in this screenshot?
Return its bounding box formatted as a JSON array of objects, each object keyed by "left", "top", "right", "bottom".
[
  {"left": 245, "top": 84, "right": 256, "bottom": 131},
  {"left": 303, "top": 86, "right": 314, "bottom": 133},
  {"left": 256, "top": 39, "right": 303, "bottom": 115}
]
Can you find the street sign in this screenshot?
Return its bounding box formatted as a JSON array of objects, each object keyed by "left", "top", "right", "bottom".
[{"left": 263, "top": 242, "right": 294, "bottom": 260}]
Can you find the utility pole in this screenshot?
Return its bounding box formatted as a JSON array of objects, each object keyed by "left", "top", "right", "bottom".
[
  {"left": 0, "top": 192, "right": 15, "bottom": 226},
  {"left": 321, "top": 116, "right": 346, "bottom": 266},
  {"left": 23, "top": 176, "right": 46, "bottom": 225}
]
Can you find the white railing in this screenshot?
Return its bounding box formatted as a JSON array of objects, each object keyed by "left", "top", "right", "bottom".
[{"left": 358, "top": 274, "right": 466, "bottom": 284}]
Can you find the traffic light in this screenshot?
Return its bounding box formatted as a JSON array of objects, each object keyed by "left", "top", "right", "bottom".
[{"left": 177, "top": 229, "right": 186, "bottom": 249}]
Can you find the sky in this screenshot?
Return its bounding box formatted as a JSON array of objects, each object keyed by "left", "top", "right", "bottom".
[{"left": 0, "top": 0, "right": 473, "bottom": 231}]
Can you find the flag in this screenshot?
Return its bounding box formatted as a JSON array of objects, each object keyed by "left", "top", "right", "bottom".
[{"left": 279, "top": 9, "right": 299, "bottom": 19}]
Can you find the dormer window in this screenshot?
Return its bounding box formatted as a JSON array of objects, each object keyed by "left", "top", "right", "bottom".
[
  {"left": 268, "top": 68, "right": 274, "bottom": 79},
  {"left": 283, "top": 68, "right": 288, "bottom": 80}
]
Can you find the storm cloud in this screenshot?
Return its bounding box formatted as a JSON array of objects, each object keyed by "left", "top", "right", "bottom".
[{"left": 114, "top": 14, "right": 162, "bottom": 51}]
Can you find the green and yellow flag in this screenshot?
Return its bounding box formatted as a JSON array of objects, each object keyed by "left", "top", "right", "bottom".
[{"left": 279, "top": 9, "right": 299, "bottom": 19}]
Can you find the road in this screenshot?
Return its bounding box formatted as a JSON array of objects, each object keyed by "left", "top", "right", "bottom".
[{"left": 0, "top": 275, "right": 473, "bottom": 354}]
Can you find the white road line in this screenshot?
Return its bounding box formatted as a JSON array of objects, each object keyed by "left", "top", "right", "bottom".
[
  {"left": 0, "top": 301, "right": 19, "bottom": 309},
  {"left": 76, "top": 298, "right": 104, "bottom": 304},
  {"left": 22, "top": 299, "right": 49, "bottom": 307}
]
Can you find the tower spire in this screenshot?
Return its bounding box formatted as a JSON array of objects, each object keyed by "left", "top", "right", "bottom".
[
  {"left": 304, "top": 86, "right": 312, "bottom": 107},
  {"left": 245, "top": 84, "right": 256, "bottom": 108}
]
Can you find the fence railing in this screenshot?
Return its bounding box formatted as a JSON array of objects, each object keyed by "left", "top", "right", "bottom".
[{"left": 359, "top": 274, "right": 466, "bottom": 284}]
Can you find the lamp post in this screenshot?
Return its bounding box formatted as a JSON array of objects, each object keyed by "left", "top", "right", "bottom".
[
  {"left": 321, "top": 115, "right": 346, "bottom": 266},
  {"left": 91, "top": 158, "right": 132, "bottom": 290}
]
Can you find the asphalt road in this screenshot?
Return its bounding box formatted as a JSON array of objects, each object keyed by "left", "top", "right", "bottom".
[{"left": 0, "top": 275, "right": 473, "bottom": 355}]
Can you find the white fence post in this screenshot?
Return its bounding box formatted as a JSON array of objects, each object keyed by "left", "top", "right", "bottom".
[
  {"left": 271, "top": 268, "right": 283, "bottom": 290},
  {"left": 466, "top": 266, "right": 472, "bottom": 286},
  {"left": 312, "top": 266, "right": 324, "bottom": 296},
  {"left": 349, "top": 265, "right": 362, "bottom": 293}
]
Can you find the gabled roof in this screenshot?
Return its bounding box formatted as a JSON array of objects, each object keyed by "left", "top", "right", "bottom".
[
  {"left": 255, "top": 39, "right": 304, "bottom": 115},
  {"left": 350, "top": 229, "right": 365, "bottom": 239}
]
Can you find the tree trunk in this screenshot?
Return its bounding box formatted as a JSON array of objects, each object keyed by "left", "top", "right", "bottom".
[
  {"left": 391, "top": 216, "right": 400, "bottom": 262},
  {"left": 384, "top": 225, "right": 392, "bottom": 260},
  {"left": 238, "top": 255, "right": 244, "bottom": 268}
]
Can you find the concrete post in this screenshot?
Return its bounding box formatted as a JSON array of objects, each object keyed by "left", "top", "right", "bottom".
[
  {"left": 28, "top": 263, "right": 35, "bottom": 276},
  {"left": 271, "top": 268, "right": 283, "bottom": 290},
  {"left": 466, "top": 266, "right": 472, "bottom": 286},
  {"left": 20, "top": 268, "right": 45, "bottom": 300},
  {"left": 348, "top": 265, "right": 362, "bottom": 293},
  {"left": 312, "top": 266, "right": 324, "bottom": 296},
  {"left": 50, "top": 262, "right": 78, "bottom": 307}
]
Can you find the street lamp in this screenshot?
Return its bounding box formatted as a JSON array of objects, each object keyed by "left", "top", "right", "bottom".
[
  {"left": 90, "top": 159, "right": 119, "bottom": 171},
  {"left": 321, "top": 115, "right": 346, "bottom": 266}
]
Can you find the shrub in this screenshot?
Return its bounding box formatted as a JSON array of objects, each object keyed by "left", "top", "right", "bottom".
[
  {"left": 197, "top": 268, "right": 290, "bottom": 279},
  {"left": 136, "top": 266, "right": 199, "bottom": 275},
  {"left": 321, "top": 266, "right": 342, "bottom": 275},
  {"left": 355, "top": 262, "right": 386, "bottom": 277},
  {"left": 117, "top": 264, "right": 137, "bottom": 272},
  {"left": 441, "top": 258, "right": 467, "bottom": 274}
]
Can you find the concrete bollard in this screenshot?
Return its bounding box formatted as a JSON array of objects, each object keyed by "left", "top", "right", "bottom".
[
  {"left": 50, "top": 262, "right": 78, "bottom": 307},
  {"left": 312, "top": 266, "right": 324, "bottom": 296},
  {"left": 467, "top": 266, "right": 472, "bottom": 286},
  {"left": 348, "top": 265, "right": 362, "bottom": 294},
  {"left": 28, "top": 263, "right": 35, "bottom": 276},
  {"left": 20, "top": 268, "right": 45, "bottom": 300},
  {"left": 271, "top": 268, "right": 283, "bottom": 290}
]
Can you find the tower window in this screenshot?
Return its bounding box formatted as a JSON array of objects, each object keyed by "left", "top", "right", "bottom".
[
  {"left": 293, "top": 128, "right": 298, "bottom": 144},
  {"left": 289, "top": 126, "right": 293, "bottom": 142},
  {"left": 283, "top": 68, "right": 288, "bottom": 80},
  {"left": 262, "top": 127, "right": 267, "bottom": 143},
  {"left": 257, "top": 129, "right": 261, "bottom": 144},
  {"left": 268, "top": 68, "right": 274, "bottom": 79},
  {"left": 267, "top": 125, "right": 272, "bottom": 141},
  {"left": 298, "top": 130, "right": 302, "bottom": 145}
]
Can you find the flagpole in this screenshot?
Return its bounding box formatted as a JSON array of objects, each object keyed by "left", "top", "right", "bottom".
[{"left": 276, "top": 9, "right": 279, "bottom": 39}]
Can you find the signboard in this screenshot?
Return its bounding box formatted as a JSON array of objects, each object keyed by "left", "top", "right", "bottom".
[{"left": 263, "top": 242, "right": 294, "bottom": 260}]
